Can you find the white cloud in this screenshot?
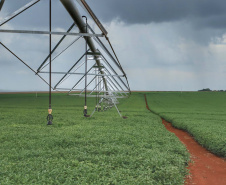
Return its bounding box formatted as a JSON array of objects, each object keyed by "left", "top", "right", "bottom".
[{"left": 100, "top": 19, "right": 226, "bottom": 91}]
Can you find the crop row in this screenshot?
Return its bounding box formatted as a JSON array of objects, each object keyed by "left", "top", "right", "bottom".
[
  {"left": 0, "top": 93, "right": 189, "bottom": 184},
  {"left": 146, "top": 91, "right": 226, "bottom": 158}
]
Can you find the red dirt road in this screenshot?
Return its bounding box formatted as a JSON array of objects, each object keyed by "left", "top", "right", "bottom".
[
  {"left": 162, "top": 119, "right": 226, "bottom": 185},
  {"left": 144, "top": 95, "right": 226, "bottom": 185}
]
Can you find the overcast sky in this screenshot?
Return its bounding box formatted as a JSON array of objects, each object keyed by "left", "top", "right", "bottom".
[{"left": 1, "top": 0, "right": 226, "bottom": 91}]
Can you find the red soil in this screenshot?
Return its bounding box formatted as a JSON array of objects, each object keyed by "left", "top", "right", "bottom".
[
  {"left": 144, "top": 94, "right": 226, "bottom": 185},
  {"left": 162, "top": 120, "right": 226, "bottom": 185}
]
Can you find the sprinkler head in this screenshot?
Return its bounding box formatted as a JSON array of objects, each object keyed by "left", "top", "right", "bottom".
[
  {"left": 47, "top": 113, "right": 53, "bottom": 125},
  {"left": 84, "top": 109, "right": 87, "bottom": 116},
  {"left": 47, "top": 120, "right": 52, "bottom": 125}
]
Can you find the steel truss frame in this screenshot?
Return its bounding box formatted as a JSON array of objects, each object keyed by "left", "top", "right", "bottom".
[{"left": 0, "top": 0, "right": 130, "bottom": 118}]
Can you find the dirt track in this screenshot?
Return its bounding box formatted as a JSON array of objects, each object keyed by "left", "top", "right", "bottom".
[{"left": 144, "top": 94, "right": 226, "bottom": 185}]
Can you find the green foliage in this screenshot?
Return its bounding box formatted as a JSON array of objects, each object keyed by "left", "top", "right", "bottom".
[
  {"left": 146, "top": 91, "right": 226, "bottom": 158},
  {"left": 0, "top": 93, "right": 189, "bottom": 184}
]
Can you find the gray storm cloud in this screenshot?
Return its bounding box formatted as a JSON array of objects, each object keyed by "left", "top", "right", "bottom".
[
  {"left": 0, "top": 0, "right": 226, "bottom": 91},
  {"left": 86, "top": 0, "right": 226, "bottom": 27}
]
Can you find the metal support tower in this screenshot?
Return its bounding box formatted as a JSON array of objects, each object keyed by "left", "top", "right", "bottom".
[
  {"left": 0, "top": 0, "right": 130, "bottom": 119},
  {"left": 47, "top": 0, "right": 53, "bottom": 125}
]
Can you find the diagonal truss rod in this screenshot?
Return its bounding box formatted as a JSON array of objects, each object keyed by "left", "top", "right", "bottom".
[
  {"left": 0, "top": 0, "right": 40, "bottom": 26},
  {"left": 53, "top": 51, "right": 87, "bottom": 89},
  {"left": 105, "top": 79, "right": 120, "bottom": 95},
  {"left": 0, "top": 42, "right": 51, "bottom": 88},
  {"left": 104, "top": 69, "right": 128, "bottom": 96},
  {"left": 51, "top": 37, "right": 81, "bottom": 61},
  {"left": 78, "top": 67, "right": 125, "bottom": 95},
  {"left": 40, "top": 36, "right": 81, "bottom": 71},
  {"left": 78, "top": 70, "right": 121, "bottom": 96},
  {"left": 88, "top": 25, "right": 125, "bottom": 75},
  {"left": 103, "top": 66, "right": 127, "bottom": 93},
  {"left": 56, "top": 70, "right": 97, "bottom": 93},
  {"left": 82, "top": 74, "right": 102, "bottom": 94},
  {"left": 0, "top": 0, "right": 5, "bottom": 12},
  {"left": 60, "top": 0, "right": 108, "bottom": 92},
  {"left": 105, "top": 78, "right": 124, "bottom": 96},
  {"left": 68, "top": 64, "right": 96, "bottom": 93},
  {"left": 105, "top": 73, "right": 122, "bottom": 91},
  {"left": 85, "top": 71, "right": 124, "bottom": 96},
  {"left": 101, "top": 55, "right": 130, "bottom": 91},
  {"left": 37, "top": 23, "right": 75, "bottom": 72},
  {"left": 96, "top": 85, "right": 104, "bottom": 94},
  {"left": 90, "top": 79, "right": 101, "bottom": 94},
  {"left": 89, "top": 25, "right": 130, "bottom": 93},
  {"left": 54, "top": 60, "right": 86, "bottom": 88},
  {"left": 100, "top": 67, "right": 124, "bottom": 93},
  {"left": 105, "top": 73, "right": 127, "bottom": 97}
]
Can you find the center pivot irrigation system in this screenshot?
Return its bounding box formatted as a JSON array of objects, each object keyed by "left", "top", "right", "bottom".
[{"left": 0, "top": 0, "right": 130, "bottom": 124}]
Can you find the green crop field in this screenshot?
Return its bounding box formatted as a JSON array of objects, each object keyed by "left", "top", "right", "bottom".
[
  {"left": 0, "top": 93, "right": 189, "bottom": 184},
  {"left": 146, "top": 91, "right": 226, "bottom": 158}
]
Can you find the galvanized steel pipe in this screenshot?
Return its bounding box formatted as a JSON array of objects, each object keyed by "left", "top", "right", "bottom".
[
  {"left": 60, "top": 0, "right": 108, "bottom": 92},
  {"left": 0, "top": 0, "right": 5, "bottom": 11}
]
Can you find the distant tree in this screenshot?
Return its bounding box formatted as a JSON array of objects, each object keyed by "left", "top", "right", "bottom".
[{"left": 198, "top": 88, "right": 212, "bottom": 92}]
